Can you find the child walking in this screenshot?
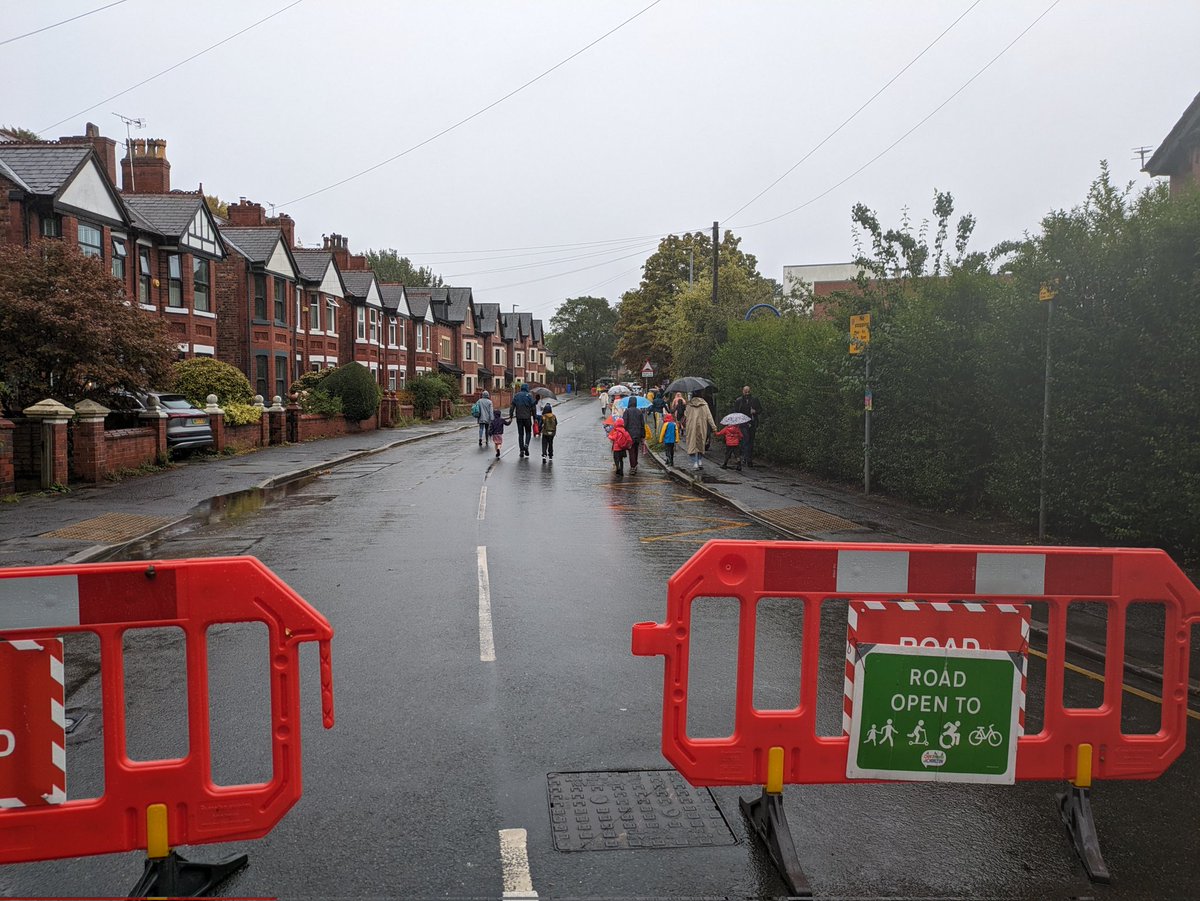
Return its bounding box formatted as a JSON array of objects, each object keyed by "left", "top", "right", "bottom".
[
  {"left": 608, "top": 418, "right": 633, "bottom": 475},
  {"left": 659, "top": 413, "right": 678, "bottom": 466},
  {"left": 490, "top": 410, "right": 506, "bottom": 458},
  {"left": 713, "top": 422, "right": 743, "bottom": 471},
  {"left": 540, "top": 404, "right": 557, "bottom": 460}
]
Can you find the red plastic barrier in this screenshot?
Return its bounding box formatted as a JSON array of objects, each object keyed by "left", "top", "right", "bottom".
[
  {"left": 631, "top": 541, "right": 1200, "bottom": 787},
  {"left": 0, "top": 556, "right": 334, "bottom": 864}
]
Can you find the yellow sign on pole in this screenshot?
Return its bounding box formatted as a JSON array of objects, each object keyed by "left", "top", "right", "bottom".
[
  {"left": 1039, "top": 284, "right": 1057, "bottom": 302},
  {"left": 850, "top": 314, "right": 871, "bottom": 355}
]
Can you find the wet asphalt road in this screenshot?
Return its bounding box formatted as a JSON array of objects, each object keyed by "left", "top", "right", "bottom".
[{"left": 4, "top": 398, "right": 1200, "bottom": 899}]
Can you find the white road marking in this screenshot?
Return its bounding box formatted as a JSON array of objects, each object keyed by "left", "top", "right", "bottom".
[
  {"left": 478, "top": 546, "right": 495, "bottom": 663},
  {"left": 499, "top": 827, "right": 537, "bottom": 899},
  {"left": 478, "top": 485, "right": 488, "bottom": 521}
]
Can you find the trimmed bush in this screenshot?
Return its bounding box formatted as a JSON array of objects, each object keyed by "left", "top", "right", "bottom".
[
  {"left": 299, "top": 389, "right": 342, "bottom": 417},
  {"left": 223, "top": 401, "right": 263, "bottom": 427},
  {"left": 171, "top": 358, "right": 253, "bottom": 408},
  {"left": 409, "top": 372, "right": 456, "bottom": 417},
  {"left": 320, "top": 363, "right": 381, "bottom": 422},
  {"left": 291, "top": 368, "right": 333, "bottom": 395}
]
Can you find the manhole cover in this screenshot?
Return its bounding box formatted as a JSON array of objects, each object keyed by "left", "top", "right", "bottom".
[
  {"left": 548, "top": 770, "right": 736, "bottom": 852},
  {"left": 754, "top": 505, "right": 867, "bottom": 536},
  {"left": 41, "top": 512, "right": 172, "bottom": 542}
]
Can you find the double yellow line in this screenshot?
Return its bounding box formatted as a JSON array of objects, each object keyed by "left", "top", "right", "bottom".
[{"left": 1027, "top": 646, "right": 1200, "bottom": 722}]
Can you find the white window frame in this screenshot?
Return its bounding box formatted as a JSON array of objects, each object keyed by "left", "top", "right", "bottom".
[
  {"left": 327, "top": 297, "right": 337, "bottom": 335},
  {"left": 388, "top": 319, "right": 397, "bottom": 347},
  {"left": 357, "top": 307, "right": 366, "bottom": 340},
  {"left": 309, "top": 290, "right": 321, "bottom": 332}
]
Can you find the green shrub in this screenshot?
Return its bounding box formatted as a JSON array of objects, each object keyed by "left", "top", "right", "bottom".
[
  {"left": 223, "top": 401, "right": 262, "bottom": 427},
  {"left": 300, "top": 388, "right": 343, "bottom": 417},
  {"left": 171, "top": 358, "right": 253, "bottom": 408},
  {"left": 320, "top": 363, "right": 381, "bottom": 421},
  {"left": 409, "top": 372, "right": 455, "bottom": 417},
  {"left": 291, "top": 368, "right": 333, "bottom": 394}
]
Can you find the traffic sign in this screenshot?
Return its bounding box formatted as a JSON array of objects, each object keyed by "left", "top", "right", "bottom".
[
  {"left": 849, "top": 313, "right": 870, "bottom": 354},
  {"left": 1039, "top": 283, "right": 1058, "bottom": 302},
  {"left": 641, "top": 360, "right": 654, "bottom": 377},
  {"left": 847, "top": 645, "right": 1022, "bottom": 784}
]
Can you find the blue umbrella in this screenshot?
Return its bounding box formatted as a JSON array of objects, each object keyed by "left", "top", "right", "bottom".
[{"left": 614, "top": 395, "right": 652, "bottom": 411}]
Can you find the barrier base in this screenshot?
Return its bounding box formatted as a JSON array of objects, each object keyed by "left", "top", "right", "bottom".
[
  {"left": 739, "top": 788, "right": 812, "bottom": 898},
  {"left": 1058, "top": 786, "right": 1111, "bottom": 884},
  {"left": 129, "top": 849, "right": 249, "bottom": 897}
]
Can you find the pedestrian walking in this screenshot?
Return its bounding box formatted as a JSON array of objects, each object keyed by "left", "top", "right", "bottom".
[
  {"left": 473, "top": 391, "right": 494, "bottom": 447},
  {"left": 670, "top": 392, "right": 687, "bottom": 437},
  {"left": 659, "top": 413, "right": 678, "bottom": 466},
  {"left": 540, "top": 404, "right": 557, "bottom": 460},
  {"left": 684, "top": 393, "right": 716, "bottom": 470},
  {"left": 622, "top": 394, "right": 647, "bottom": 474},
  {"left": 732, "top": 385, "right": 764, "bottom": 467},
  {"left": 713, "top": 422, "right": 743, "bottom": 471},
  {"left": 650, "top": 390, "right": 665, "bottom": 433},
  {"left": 509, "top": 383, "right": 537, "bottom": 458},
  {"left": 490, "top": 410, "right": 506, "bottom": 458},
  {"left": 608, "top": 418, "right": 633, "bottom": 475},
  {"left": 600, "top": 389, "right": 610, "bottom": 417}
]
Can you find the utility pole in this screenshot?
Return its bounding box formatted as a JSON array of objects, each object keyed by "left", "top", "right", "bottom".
[
  {"left": 112, "top": 112, "right": 146, "bottom": 192},
  {"left": 1037, "top": 281, "right": 1057, "bottom": 541},
  {"left": 688, "top": 245, "right": 694, "bottom": 287},
  {"left": 711, "top": 221, "right": 718, "bottom": 305}
]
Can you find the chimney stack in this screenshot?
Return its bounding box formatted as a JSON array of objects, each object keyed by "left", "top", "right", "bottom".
[
  {"left": 227, "top": 198, "right": 267, "bottom": 227},
  {"left": 268, "top": 213, "right": 295, "bottom": 248},
  {"left": 324, "top": 233, "right": 351, "bottom": 270},
  {"left": 120, "top": 137, "right": 171, "bottom": 194},
  {"left": 59, "top": 122, "right": 118, "bottom": 185}
]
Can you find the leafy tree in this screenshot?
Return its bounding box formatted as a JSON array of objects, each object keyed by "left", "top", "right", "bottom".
[
  {"left": 1, "top": 125, "right": 40, "bottom": 141},
  {"left": 320, "top": 363, "right": 382, "bottom": 421},
  {"left": 547, "top": 296, "right": 617, "bottom": 387},
  {"left": 365, "top": 248, "right": 443, "bottom": 287},
  {"left": 408, "top": 372, "right": 456, "bottom": 417},
  {"left": 663, "top": 267, "right": 776, "bottom": 377},
  {"left": 204, "top": 194, "right": 230, "bottom": 218},
  {"left": 0, "top": 242, "right": 175, "bottom": 412}
]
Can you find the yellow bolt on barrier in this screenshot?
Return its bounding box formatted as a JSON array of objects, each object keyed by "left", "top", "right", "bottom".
[
  {"left": 146, "top": 803, "right": 169, "bottom": 860},
  {"left": 1074, "top": 743, "right": 1093, "bottom": 789},
  {"left": 766, "top": 746, "right": 784, "bottom": 794}
]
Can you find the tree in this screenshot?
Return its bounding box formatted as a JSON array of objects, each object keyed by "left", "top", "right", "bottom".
[
  {"left": 615, "top": 230, "right": 767, "bottom": 374},
  {"left": 364, "top": 248, "right": 443, "bottom": 286},
  {"left": 547, "top": 296, "right": 618, "bottom": 387},
  {"left": 0, "top": 242, "right": 176, "bottom": 412},
  {"left": 204, "top": 194, "right": 230, "bottom": 218},
  {"left": 1, "top": 125, "right": 41, "bottom": 141},
  {"left": 664, "top": 266, "right": 776, "bottom": 377}
]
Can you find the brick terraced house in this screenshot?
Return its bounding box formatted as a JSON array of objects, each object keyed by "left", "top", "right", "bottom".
[
  {"left": 379, "top": 284, "right": 410, "bottom": 390},
  {"left": 403, "top": 288, "right": 437, "bottom": 381},
  {"left": 293, "top": 247, "right": 346, "bottom": 372}
]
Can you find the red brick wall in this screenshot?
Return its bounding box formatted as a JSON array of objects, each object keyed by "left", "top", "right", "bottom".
[
  {"left": 100, "top": 429, "right": 158, "bottom": 475},
  {"left": 216, "top": 257, "right": 250, "bottom": 374},
  {"left": 225, "top": 422, "right": 265, "bottom": 452}
]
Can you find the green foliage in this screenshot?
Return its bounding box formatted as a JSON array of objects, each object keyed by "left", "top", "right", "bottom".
[
  {"left": 320, "top": 363, "right": 382, "bottom": 421},
  {"left": 364, "top": 248, "right": 443, "bottom": 287},
  {"left": 1, "top": 125, "right": 41, "bottom": 141},
  {"left": 299, "top": 389, "right": 342, "bottom": 417},
  {"left": 171, "top": 357, "right": 253, "bottom": 408},
  {"left": 222, "top": 401, "right": 263, "bottom": 427},
  {"left": 408, "top": 372, "right": 456, "bottom": 417},
  {"left": 290, "top": 368, "right": 333, "bottom": 395},
  {"left": 204, "top": 194, "right": 229, "bottom": 218},
  {"left": 548, "top": 296, "right": 618, "bottom": 387}
]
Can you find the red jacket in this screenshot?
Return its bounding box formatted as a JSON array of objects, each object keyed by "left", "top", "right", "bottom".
[
  {"left": 608, "top": 425, "right": 633, "bottom": 452},
  {"left": 714, "top": 425, "right": 742, "bottom": 447}
]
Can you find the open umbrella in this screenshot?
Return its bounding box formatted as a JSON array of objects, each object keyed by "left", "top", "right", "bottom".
[
  {"left": 664, "top": 376, "right": 714, "bottom": 395},
  {"left": 531, "top": 387, "right": 557, "bottom": 400},
  {"left": 721, "top": 412, "right": 751, "bottom": 426},
  {"left": 607, "top": 384, "right": 632, "bottom": 396},
  {"left": 614, "top": 395, "right": 652, "bottom": 412}
]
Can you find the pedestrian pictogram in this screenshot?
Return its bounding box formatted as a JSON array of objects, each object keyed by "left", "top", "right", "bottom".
[
  {"left": 641, "top": 360, "right": 655, "bottom": 377},
  {"left": 848, "top": 645, "right": 1022, "bottom": 783}
]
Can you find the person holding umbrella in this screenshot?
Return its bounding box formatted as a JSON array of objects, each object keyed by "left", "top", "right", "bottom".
[
  {"left": 683, "top": 392, "right": 717, "bottom": 471},
  {"left": 716, "top": 413, "right": 749, "bottom": 471},
  {"left": 732, "top": 385, "right": 764, "bottom": 467},
  {"left": 621, "top": 392, "right": 648, "bottom": 474}
]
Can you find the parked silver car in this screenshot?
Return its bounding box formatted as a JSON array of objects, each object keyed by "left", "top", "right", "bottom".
[{"left": 111, "top": 391, "right": 213, "bottom": 451}]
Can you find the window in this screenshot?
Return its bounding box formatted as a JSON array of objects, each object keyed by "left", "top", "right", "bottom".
[
  {"left": 138, "top": 248, "right": 151, "bottom": 303},
  {"left": 388, "top": 319, "right": 397, "bottom": 346},
  {"left": 167, "top": 254, "right": 183, "bottom": 307},
  {"left": 357, "top": 307, "right": 366, "bottom": 339},
  {"left": 193, "top": 258, "right": 210, "bottom": 312},
  {"left": 40, "top": 215, "right": 61, "bottom": 238},
  {"left": 78, "top": 223, "right": 102, "bottom": 258},
  {"left": 516, "top": 351, "right": 524, "bottom": 368},
  {"left": 274, "top": 279, "right": 286, "bottom": 323},
  {"left": 388, "top": 370, "right": 397, "bottom": 391},
  {"left": 295, "top": 291, "right": 302, "bottom": 328},
  {"left": 310, "top": 292, "right": 321, "bottom": 331},
  {"left": 440, "top": 337, "right": 451, "bottom": 359},
  {"left": 464, "top": 341, "right": 474, "bottom": 361},
  {"left": 254, "top": 274, "right": 267, "bottom": 320},
  {"left": 494, "top": 346, "right": 503, "bottom": 366},
  {"left": 327, "top": 297, "right": 337, "bottom": 335},
  {"left": 416, "top": 323, "right": 424, "bottom": 350},
  {"left": 255, "top": 355, "right": 269, "bottom": 398},
  {"left": 274, "top": 356, "right": 287, "bottom": 400},
  {"left": 369, "top": 308, "right": 378, "bottom": 342},
  {"left": 465, "top": 376, "right": 474, "bottom": 395},
  {"left": 111, "top": 237, "right": 127, "bottom": 279}
]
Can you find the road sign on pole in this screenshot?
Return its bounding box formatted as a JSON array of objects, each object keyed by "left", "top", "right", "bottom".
[
  {"left": 847, "top": 645, "right": 1022, "bottom": 784},
  {"left": 849, "top": 313, "right": 871, "bottom": 354},
  {"left": 641, "top": 361, "right": 654, "bottom": 378}
]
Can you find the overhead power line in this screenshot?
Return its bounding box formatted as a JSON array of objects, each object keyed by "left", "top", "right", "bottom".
[
  {"left": 724, "top": 0, "right": 982, "bottom": 225},
  {"left": 278, "top": 0, "right": 665, "bottom": 208},
  {"left": 439, "top": 238, "right": 659, "bottom": 280},
  {"left": 0, "top": 0, "right": 129, "bottom": 48},
  {"left": 40, "top": 0, "right": 305, "bottom": 133},
  {"left": 736, "top": 0, "right": 1062, "bottom": 232}
]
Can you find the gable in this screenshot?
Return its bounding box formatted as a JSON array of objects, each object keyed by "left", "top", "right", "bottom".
[
  {"left": 424, "top": 306, "right": 435, "bottom": 324},
  {"left": 365, "top": 280, "right": 382, "bottom": 309},
  {"left": 319, "top": 261, "right": 344, "bottom": 298},
  {"left": 57, "top": 159, "right": 124, "bottom": 225},
  {"left": 181, "top": 205, "right": 222, "bottom": 257},
  {"left": 265, "top": 240, "right": 297, "bottom": 280}
]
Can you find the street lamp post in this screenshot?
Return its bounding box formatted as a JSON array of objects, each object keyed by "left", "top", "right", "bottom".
[{"left": 1037, "top": 282, "right": 1057, "bottom": 541}]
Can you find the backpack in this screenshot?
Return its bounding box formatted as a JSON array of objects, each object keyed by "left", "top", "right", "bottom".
[{"left": 471, "top": 401, "right": 480, "bottom": 419}]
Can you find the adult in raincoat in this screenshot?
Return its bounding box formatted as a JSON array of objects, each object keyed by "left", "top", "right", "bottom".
[{"left": 683, "top": 393, "right": 716, "bottom": 470}]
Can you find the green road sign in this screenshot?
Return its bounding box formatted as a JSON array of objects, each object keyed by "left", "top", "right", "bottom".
[{"left": 847, "top": 645, "right": 1022, "bottom": 784}]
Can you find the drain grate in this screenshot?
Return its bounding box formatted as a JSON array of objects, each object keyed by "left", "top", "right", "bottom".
[
  {"left": 754, "top": 504, "right": 867, "bottom": 536},
  {"left": 41, "top": 512, "right": 172, "bottom": 542},
  {"left": 548, "top": 770, "right": 736, "bottom": 852}
]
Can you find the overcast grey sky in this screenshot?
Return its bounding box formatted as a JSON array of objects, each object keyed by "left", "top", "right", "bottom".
[{"left": 4, "top": 1, "right": 1197, "bottom": 321}]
